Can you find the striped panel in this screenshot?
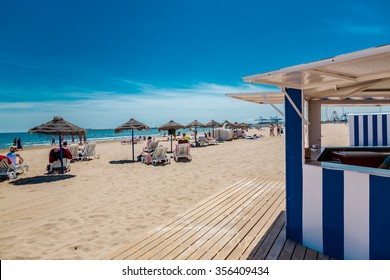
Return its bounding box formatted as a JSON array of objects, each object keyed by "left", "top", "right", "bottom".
[
  {"left": 285, "top": 88, "right": 303, "bottom": 243},
  {"left": 348, "top": 114, "right": 390, "bottom": 146},
  {"left": 301, "top": 165, "right": 390, "bottom": 260},
  {"left": 369, "top": 175, "right": 390, "bottom": 260},
  {"left": 302, "top": 165, "right": 323, "bottom": 253},
  {"left": 322, "top": 168, "right": 344, "bottom": 260},
  {"left": 344, "top": 171, "right": 369, "bottom": 259}
]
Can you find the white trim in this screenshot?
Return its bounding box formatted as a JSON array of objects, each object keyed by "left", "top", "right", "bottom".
[
  {"left": 344, "top": 171, "right": 370, "bottom": 260},
  {"left": 283, "top": 89, "right": 309, "bottom": 124},
  {"left": 302, "top": 165, "right": 323, "bottom": 253}
]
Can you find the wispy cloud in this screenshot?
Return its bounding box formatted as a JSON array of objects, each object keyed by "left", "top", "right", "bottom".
[{"left": 0, "top": 82, "right": 281, "bottom": 132}]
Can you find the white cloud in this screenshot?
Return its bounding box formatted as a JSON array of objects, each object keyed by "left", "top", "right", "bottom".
[{"left": 0, "top": 82, "right": 282, "bottom": 132}]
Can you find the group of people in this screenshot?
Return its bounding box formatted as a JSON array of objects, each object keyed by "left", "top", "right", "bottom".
[
  {"left": 13, "top": 137, "right": 23, "bottom": 150},
  {"left": 269, "top": 124, "right": 283, "bottom": 137}
]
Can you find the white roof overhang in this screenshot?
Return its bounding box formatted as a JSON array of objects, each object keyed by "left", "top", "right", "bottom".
[
  {"left": 242, "top": 45, "right": 390, "bottom": 105},
  {"left": 227, "top": 92, "right": 284, "bottom": 105}
]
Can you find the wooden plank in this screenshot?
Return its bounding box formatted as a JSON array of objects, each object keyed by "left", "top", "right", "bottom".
[
  {"left": 108, "top": 177, "right": 260, "bottom": 259},
  {"left": 266, "top": 220, "right": 287, "bottom": 260},
  {"left": 317, "top": 253, "right": 330, "bottom": 260},
  {"left": 304, "top": 248, "right": 319, "bottom": 260},
  {"left": 277, "top": 238, "right": 296, "bottom": 260},
  {"left": 225, "top": 181, "right": 285, "bottom": 260},
  {"left": 137, "top": 178, "right": 266, "bottom": 259},
  {"left": 219, "top": 187, "right": 286, "bottom": 260},
  {"left": 135, "top": 177, "right": 269, "bottom": 259},
  {"left": 197, "top": 180, "right": 285, "bottom": 260},
  {"left": 162, "top": 179, "right": 277, "bottom": 260},
  {"left": 250, "top": 210, "right": 286, "bottom": 260},
  {"left": 291, "top": 243, "right": 307, "bottom": 260}
]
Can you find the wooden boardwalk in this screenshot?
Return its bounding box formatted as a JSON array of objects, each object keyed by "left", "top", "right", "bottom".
[
  {"left": 106, "top": 177, "right": 329, "bottom": 260},
  {"left": 248, "top": 211, "right": 331, "bottom": 260}
]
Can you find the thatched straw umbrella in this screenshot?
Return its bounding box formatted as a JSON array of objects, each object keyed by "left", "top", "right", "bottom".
[
  {"left": 223, "top": 120, "right": 235, "bottom": 128},
  {"left": 186, "top": 120, "right": 205, "bottom": 146},
  {"left": 114, "top": 118, "right": 150, "bottom": 162},
  {"left": 29, "top": 116, "right": 86, "bottom": 174},
  {"left": 158, "top": 120, "right": 185, "bottom": 153},
  {"left": 205, "top": 120, "right": 222, "bottom": 139}
]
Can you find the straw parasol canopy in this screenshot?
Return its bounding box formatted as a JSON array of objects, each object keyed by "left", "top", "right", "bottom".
[
  {"left": 205, "top": 120, "right": 222, "bottom": 138},
  {"left": 114, "top": 118, "right": 150, "bottom": 162},
  {"left": 186, "top": 120, "right": 205, "bottom": 146},
  {"left": 29, "top": 116, "right": 86, "bottom": 136},
  {"left": 222, "top": 120, "right": 235, "bottom": 128},
  {"left": 158, "top": 120, "right": 185, "bottom": 152},
  {"left": 29, "top": 116, "right": 86, "bottom": 174}
]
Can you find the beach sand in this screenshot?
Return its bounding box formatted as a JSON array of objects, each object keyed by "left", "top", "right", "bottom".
[{"left": 0, "top": 124, "right": 347, "bottom": 259}]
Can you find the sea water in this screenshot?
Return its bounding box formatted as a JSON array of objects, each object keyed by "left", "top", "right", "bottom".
[{"left": 0, "top": 127, "right": 206, "bottom": 149}]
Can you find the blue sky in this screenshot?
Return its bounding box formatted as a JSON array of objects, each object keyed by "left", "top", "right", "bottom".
[{"left": 0, "top": 0, "right": 389, "bottom": 132}]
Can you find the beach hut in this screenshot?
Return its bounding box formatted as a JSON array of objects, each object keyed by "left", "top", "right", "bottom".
[
  {"left": 230, "top": 45, "right": 390, "bottom": 259},
  {"left": 158, "top": 120, "right": 185, "bottom": 153},
  {"left": 28, "top": 116, "right": 86, "bottom": 174},
  {"left": 114, "top": 118, "right": 150, "bottom": 162}
]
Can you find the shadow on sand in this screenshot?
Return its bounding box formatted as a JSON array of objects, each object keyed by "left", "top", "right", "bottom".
[
  {"left": 109, "top": 160, "right": 137, "bottom": 165},
  {"left": 9, "top": 174, "right": 76, "bottom": 186}
]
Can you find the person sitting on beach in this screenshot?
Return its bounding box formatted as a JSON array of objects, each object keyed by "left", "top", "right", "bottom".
[
  {"left": 204, "top": 133, "right": 216, "bottom": 141},
  {"left": 379, "top": 155, "right": 390, "bottom": 169},
  {"left": 49, "top": 142, "right": 72, "bottom": 164},
  {"left": 6, "top": 146, "right": 25, "bottom": 166},
  {"left": 240, "top": 130, "right": 247, "bottom": 138},
  {"left": 145, "top": 136, "right": 152, "bottom": 148},
  {"left": 178, "top": 133, "right": 190, "bottom": 143}
]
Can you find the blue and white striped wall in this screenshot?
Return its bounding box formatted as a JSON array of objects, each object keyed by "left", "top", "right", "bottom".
[
  {"left": 285, "top": 88, "right": 390, "bottom": 260},
  {"left": 303, "top": 164, "right": 390, "bottom": 260},
  {"left": 348, "top": 113, "right": 390, "bottom": 146}
]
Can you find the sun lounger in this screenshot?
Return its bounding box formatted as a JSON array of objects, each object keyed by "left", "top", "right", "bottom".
[
  {"left": 69, "top": 144, "right": 81, "bottom": 161},
  {"left": 196, "top": 136, "right": 209, "bottom": 147},
  {"left": 82, "top": 142, "right": 100, "bottom": 160},
  {"left": 48, "top": 158, "right": 71, "bottom": 174},
  {"left": 0, "top": 158, "right": 29, "bottom": 179},
  {"left": 173, "top": 143, "right": 192, "bottom": 161},
  {"left": 151, "top": 145, "right": 170, "bottom": 166},
  {"left": 121, "top": 138, "right": 143, "bottom": 145},
  {"left": 143, "top": 140, "right": 159, "bottom": 153}
]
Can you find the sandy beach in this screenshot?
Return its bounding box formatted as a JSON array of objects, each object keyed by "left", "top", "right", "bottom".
[{"left": 0, "top": 124, "right": 348, "bottom": 259}]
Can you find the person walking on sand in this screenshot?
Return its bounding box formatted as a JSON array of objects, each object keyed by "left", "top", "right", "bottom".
[
  {"left": 276, "top": 124, "right": 281, "bottom": 136},
  {"left": 17, "top": 137, "right": 23, "bottom": 150},
  {"left": 269, "top": 124, "right": 275, "bottom": 137}
]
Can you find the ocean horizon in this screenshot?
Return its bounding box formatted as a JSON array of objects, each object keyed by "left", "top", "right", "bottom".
[{"left": 0, "top": 127, "right": 200, "bottom": 149}]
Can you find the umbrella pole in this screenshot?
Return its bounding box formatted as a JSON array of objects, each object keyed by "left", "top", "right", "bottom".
[
  {"left": 195, "top": 126, "right": 197, "bottom": 146},
  {"left": 170, "top": 134, "right": 173, "bottom": 153},
  {"left": 131, "top": 129, "right": 135, "bottom": 162},
  {"left": 59, "top": 135, "right": 64, "bottom": 174}
]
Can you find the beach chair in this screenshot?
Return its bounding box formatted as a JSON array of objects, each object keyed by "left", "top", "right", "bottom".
[
  {"left": 0, "top": 158, "right": 29, "bottom": 179},
  {"left": 82, "top": 142, "right": 100, "bottom": 160},
  {"left": 173, "top": 143, "right": 192, "bottom": 161},
  {"left": 48, "top": 158, "right": 71, "bottom": 174},
  {"left": 197, "top": 136, "right": 209, "bottom": 147},
  {"left": 151, "top": 145, "right": 170, "bottom": 166},
  {"left": 143, "top": 140, "right": 159, "bottom": 153},
  {"left": 69, "top": 144, "right": 81, "bottom": 161}
]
